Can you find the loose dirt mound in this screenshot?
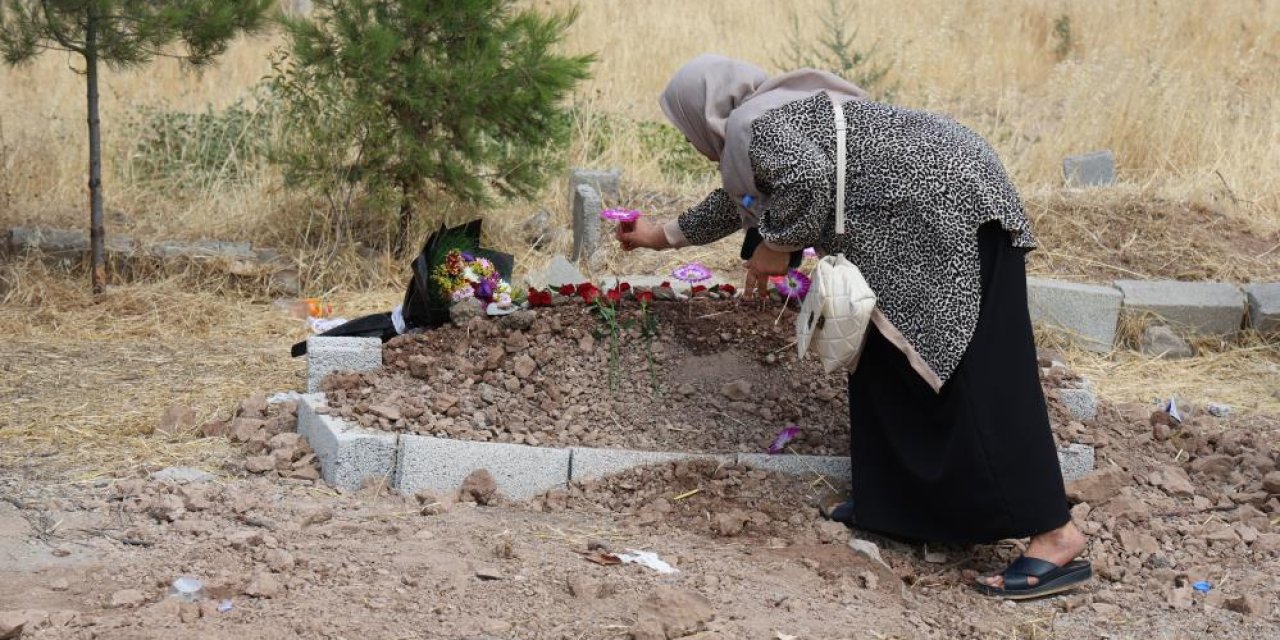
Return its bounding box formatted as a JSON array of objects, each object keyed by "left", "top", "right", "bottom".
[{"left": 323, "top": 301, "right": 853, "bottom": 455}]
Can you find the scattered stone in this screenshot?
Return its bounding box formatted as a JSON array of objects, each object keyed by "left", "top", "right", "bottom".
[
  {"left": 474, "top": 565, "right": 503, "bottom": 581},
  {"left": 110, "top": 588, "right": 146, "bottom": 608},
  {"left": 178, "top": 602, "right": 200, "bottom": 624},
  {"left": 238, "top": 393, "right": 269, "bottom": 418},
  {"left": 449, "top": 297, "right": 486, "bottom": 325},
  {"left": 567, "top": 576, "right": 604, "bottom": 599},
  {"left": 243, "top": 572, "right": 282, "bottom": 598},
  {"left": 1262, "top": 471, "right": 1280, "bottom": 495},
  {"left": 720, "top": 380, "right": 752, "bottom": 402},
  {"left": 151, "top": 467, "right": 215, "bottom": 484},
  {"left": 432, "top": 394, "right": 460, "bottom": 413},
  {"left": 545, "top": 254, "right": 586, "bottom": 288},
  {"left": 265, "top": 548, "right": 295, "bottom": 573},
  {"left": 1141, "top": 325, "right": 1193, "bottom": 359},
  {"left": 229, "top": 418, "right": 265, "bottom": 443},
  {"left": 369, "top": 403, "right": 402, "bottom": 421},
  {"left": 1065, "top": 467, "right": 1129, "bottom": 505},
  {"left": 0, "top": 612, "right": 25, "bottom": 640},
  {"left": 1224, "top": 594, "right": 1265, "bottom": 617},
  {"left": 1148, "top": 465, "right": 1195, "bottom": 497},
  {"left": 1190, "top": 454, "right": 1235, "bottom": 479},
  {"left": 522, "top": 210, "right": 555, "bottom": 249},
  {"left": 629, "top": 587, "right": 715, "bottom": 640},
  {"left": 460, "top": 469, "right": 499, "bottom": 505},
  {"left": 847, "top": 538, "right": 891, "bottom": 571},
  {"left": 513, "top": 355, "right": 538, "bottom": 380},
  {"left": 713, "top": 510, "right": 750, "bottom": 537},
  {"left": 198, "top": 420, "right": 230, "bottom": 438},
  {"left": 245, "top": 456, "right": 276, "bottom": 474}
]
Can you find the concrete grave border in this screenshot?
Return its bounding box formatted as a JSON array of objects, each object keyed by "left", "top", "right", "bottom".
[{"left": 295, "top": 394, "right": 1098, "bottom": 498}]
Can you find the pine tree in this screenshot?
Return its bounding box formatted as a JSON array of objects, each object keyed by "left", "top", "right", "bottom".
[
  {"left": 0, "top": 1, "right": 271, "bottom": 293},
  {"left": 272, "top": 0, "right": 594, "bottom": 254}
]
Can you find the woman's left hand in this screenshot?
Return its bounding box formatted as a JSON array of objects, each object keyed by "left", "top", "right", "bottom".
[{"left": 743, "top": 244, "right": 791, "bottom": 297}]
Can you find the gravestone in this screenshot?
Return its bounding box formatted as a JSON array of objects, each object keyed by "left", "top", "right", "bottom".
[
  {"left": 545, "top": 254, "right": 587, "bottom": 288},
  {"left": 1062, "top": 150, "right": 1116, "bottom": 187},
  {"left": 1244, "top": 283, "right": 1280, "bottom": 333},
  {"left": 1026, "top": 278, "right": 1121, "bottom": 352},
  {"left": 571, "top": 184, "right": 604, "bottom": 262},
  {"left": 1114, "top": 280, "right": 1246, "bottom": 335},
  {"left": 569, "top": 167, "right": 621, "bottom": 205}
]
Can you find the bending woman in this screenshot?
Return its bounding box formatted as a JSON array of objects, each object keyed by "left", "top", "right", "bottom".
[{"left": 615, "top": 54, "right": 1090, "bottom": 600}]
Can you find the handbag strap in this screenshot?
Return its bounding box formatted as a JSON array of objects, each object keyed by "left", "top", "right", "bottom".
[{"left": 830, "top": 92, "right": 848, "bottom": 236}]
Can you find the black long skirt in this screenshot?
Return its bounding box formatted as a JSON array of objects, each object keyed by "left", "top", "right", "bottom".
[{"left": 847, "top": 222, "right": 1071, "bottom": 544}]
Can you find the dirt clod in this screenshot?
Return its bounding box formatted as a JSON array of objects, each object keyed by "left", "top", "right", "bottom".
[
  {"left": 630, "top": 586, "right": 715, "bottom": 640},
  {"left": 460, "top": 469, "right": 499, "bottom": 505}
]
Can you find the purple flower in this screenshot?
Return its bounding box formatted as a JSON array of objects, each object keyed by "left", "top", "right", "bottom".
[
  {"left": 460, "top": 251, "right": 475, "bottom": 261},
  {"left": 768, "top": 424, "right": 801, "bottom": 454},
  {"left": 600, "top": 208, "right": 641, "bottom": 223},
  {"left": 777, "top": 269, "right": 811, "bottom": 300},
  {"left": 671, "top": 262, "right": 712, "bottom": 283},
  {"left": 475, "top": 276, "right": 495, "bottom": 301},
  {"left": 803, "top": 247, "right": 817, "bottom": 259}
]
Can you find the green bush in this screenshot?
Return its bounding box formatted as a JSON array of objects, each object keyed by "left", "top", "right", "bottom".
[{"left": 125, "top": 94, "right": 276, "bottom": 188}]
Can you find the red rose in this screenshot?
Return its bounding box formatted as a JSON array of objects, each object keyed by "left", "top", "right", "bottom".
[
  {"left": 606, "top": 288, "right": 621, "bottom": 304},
  {"left": 528, "top": 289, "right": 552, "bottom": 307},
  {"left": 720, "top": 283, "right": 736, "bottom": 295},
  {"left": 618, "top": 282, "right": 632, "bottom": 292},
  {"left": 581, "top": 287, "right": 599, "bottom": 304},
  {"left": 691, "top": 285, "right": 707, "bottom": 295},
  {"left": 558, "top": 284, "right": 575, "bottom": 296},
  {"left": 636, "top": 290, "right": 654, "bottom": 304},
  {"left": 658, "top": 281, "right": 671, "bottom": 289},
  {"left": 575, "top": 282, "right": 595, "bottom": 296}
]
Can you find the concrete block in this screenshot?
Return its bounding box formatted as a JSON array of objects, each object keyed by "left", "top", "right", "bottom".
[
  {"left": 1027, "top": 277, "right": 1122, "bottom": 351},
  {"left": 736, "top": 454, "right": 852, "bottom": 482},
  {"left": 6, "top": 225, "right": 136, "bottom": 256},
  {"left": 297, "top": 394, "right": 399, "bottom": 492},
  {"left": 1062, "top": 150, "right": 1116, "bottom": 187},
  {"left": 569, "top": 167, "right": 622, "bottom": 204},
  {"left": 1057, "top": 387, "right": 1098, "bottom": 422},
  {"left": 306, "top": 336, "right": 383, "bottom": 392},
  {"left": 570, "top": 447, "right": 731, "bottom": 483},
  {"left": 1244, "top": 283, "right": 1280, "bottom": 333},
  {"left": 1115, "top": 280, "right": 1246, "bottom": 335},
  {"left": 1057, "top": 444, "right": 1096, "bottom": 484},
  {"left": 571, "top": 184, "right": 604, "bottom": 262},
  {"left": 545, "top": 254, "right": 587, "bottom": 288},
  {"left": 395, "top": 435, "right": 570, "bottom": 500}
]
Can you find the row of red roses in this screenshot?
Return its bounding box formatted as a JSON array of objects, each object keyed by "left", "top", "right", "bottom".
[{"left": 525, "top": 281, "right": 738, "bottom": 307}]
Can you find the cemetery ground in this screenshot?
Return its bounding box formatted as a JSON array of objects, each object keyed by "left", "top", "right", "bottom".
[{"left": 2, "top": 224, "right": 1280, "bottom": 638}]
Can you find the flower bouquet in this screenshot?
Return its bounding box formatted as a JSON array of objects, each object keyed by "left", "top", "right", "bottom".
[{"left": 432, "top": 249, "right": 515, "bottom": 314}]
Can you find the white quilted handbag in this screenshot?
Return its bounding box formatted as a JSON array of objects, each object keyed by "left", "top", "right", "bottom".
[{"left": 794, "top": 94, "right": 877, "bottom": 374}]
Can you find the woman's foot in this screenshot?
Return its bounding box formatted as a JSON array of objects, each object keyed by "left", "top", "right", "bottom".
[{"left": 978, "top": 521, "right": 1087, "bottom": 589}]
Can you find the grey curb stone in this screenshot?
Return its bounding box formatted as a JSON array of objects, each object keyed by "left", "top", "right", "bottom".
[
  {"left": 736, "top": 454, "right": 852, "bottom": 481},
  {"left": 1244, "top": 283, "right": 1280, "bottom": 333},
  {"left": 396, "top": 435, "right": 570, "bottom": 500},
  {"left": 1062, "top": 150, "right": 1116, "bottom": 187},
  {"left": 306, "top": 336, "right": 383, "bottom": 393},
  {"left": 297, "top": 394, "right": 398, "bottom": 492},
  {"left": 1114, "top": 280, "right": 1246, "bottom": 335},
  {"left": 1026, "top": 277, "right": 1121, "bottom": 352},
  {"left": 569, "top": 447, "right": 732, "bottom": 483},
  {"left": 1057, "top": 386, "right": 1098, "bottom": 423},
  {"left": 546, "top": 254, "right": 587, "bottom": 288},
  {"left": 1057, "top": 444, "right": 1096, "bottom": 484}
]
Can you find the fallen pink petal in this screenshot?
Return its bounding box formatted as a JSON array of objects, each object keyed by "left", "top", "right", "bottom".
[{"left": 768, "top": 424, "right": 802, "bottom": 454}]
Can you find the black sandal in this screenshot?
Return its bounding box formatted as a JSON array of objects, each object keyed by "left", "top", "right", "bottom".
[
  {"left": 974, "top": 556, "right": 1092, "bottom": 600},
  {"left": 818, "top": 496, "right": 857, "bottom": 527}
]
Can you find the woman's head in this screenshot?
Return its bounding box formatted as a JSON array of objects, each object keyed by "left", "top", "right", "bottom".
[{"left": 659, "top": 55, "right": 768, "bottom": 161}]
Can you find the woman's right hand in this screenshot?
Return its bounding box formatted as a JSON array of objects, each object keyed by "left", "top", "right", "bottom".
[{"left": 617, "top": 217, "right": 670, "bottom": 252}]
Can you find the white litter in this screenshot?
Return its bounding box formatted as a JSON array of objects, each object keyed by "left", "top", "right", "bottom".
[
  {"left": 309, "top": 317, "right": 348, "bottom": 333},
  {"left": 617, "top": 549, "right": 678, "bottom": 574},
  {"left": 1166, "top": 395, "right": 1183, "bottom": 424},
  {"left": 267, "top": 391, "right": 306, "bottom": 404}
]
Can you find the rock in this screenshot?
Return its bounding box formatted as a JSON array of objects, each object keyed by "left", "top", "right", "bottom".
[
  {"left": 157, "top": 405, "right": 198, "bottom": 436},
  {"left": 522, "top": 210, "right": 554, "bottom": 249},
  {"left": 432, "top": 393, "right": 459, "bottom": 413},
  {"left": 1149, "top": 465, "right": 1196, "bottom": 497},
  {"left": 178, "top": 601, "right": 200, "bottom": 624},
  {"left": 1119, "top": 530, "right": 1160, "bottom": 556},
  {"left": 1263, "top": 471, "right": 1280, "bottom": 495},
  {"left": 1065, "top": 467, "right": 1129, "bottom": 505},
  {"left": 229, "top": 418, "right": 266, "bottom": 443},
  {"left": 198, "top": 420, "right": 230, "bottom": 438},
  {"left": 814, "top": 520, "right": 848, "bottom": 544},
  {"left": 245, "top": 456, "right": 275, "bottom": 474},
  {"left": 1062, "top": 150, "right": 1116, "bottom": 187},
  {"left": 544, "top": 254, "right": 586, "bottom": 287},
  {"left": 629, "top": 587, "right": 715, "bottom": 640},
  {"left": 1224, "top": 594, "right": 1265, "bottom": 617},
  {"left": 1190, "top": 454, "right": 1235, "bottom": 479},
  {"left": 369, "top": 404, "right": 401, "bottom": 421},
  {"left": 1141, "top": 325, "right": 1193, "bottom": 359},
  {"left": 497, "top": 310, "right": 536, "bottom": 332},
  {"left": 267, "top": 432, "right": 302, "bottom": 451},
  {"left": 0, "top": 612, "right": 25, "bottom": 640},
  {"left": 1165, "top": 581, "right": 1194, "bottom": 609},
  {"left": 148, "top": 494, "right": 185, "bottom": 522},
  {"left": 243, "top": 572, "right": 281, "bottom": 598},
  {"left": 474, "top": 564, "right": 503, "bottom": 581},
  {"left": 720, "top": 380, "right": 752, "bottom": 402},
  {"left": 847, "top": 538, "right": 891, "bottom": 571},
  {"left": 512, "top": 355, "right": 537, "bottom": 380},
  {"left": 923, "top": 546, "right": 949, "bottom": 564},
  {"left": 109, "top": 588, "right": 146, "bottom": 608},
  {"left": 227, "top": 530, "right": 264, "bottom": 550},
  {"left": 285, "top": 466, "right": 320, "bottom": 481},
  {"left": 152, "top": 467, "right": 215, "bottom": 484},
  {"left": 238, "top": 393, "right": 269, "bottom": 418},
  {"left": 460, "top": 469, "right": 498, "bottom": 505},
  {"left": 1100, "top": 494, "right": 1151, "bottom": 523},
  {"left": 1252, "top": 533, "right": 1280, "bottom": 555},
  {"left": 449, "top": 297, "right": 486, "bottom": 325},
  {"left": 713, "top": 510, "right": 750, "bottom": 537}
]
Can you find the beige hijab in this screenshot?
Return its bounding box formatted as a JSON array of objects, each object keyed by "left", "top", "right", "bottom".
[{"left": 659, "top": 54, "right": 869, "bottom": 222}]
